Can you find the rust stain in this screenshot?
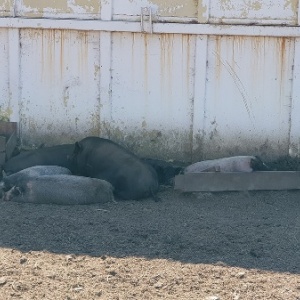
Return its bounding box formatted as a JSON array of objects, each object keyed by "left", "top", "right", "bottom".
[
  {"left": 214, "top": 36, "right": 222, "bottom": 81},
  {"left": 280, "top": 38, "right": 286, "bottom": 74},
  {"left": 278, "top": 37, "right": 287, "bottom": 105},
  {"left": 42, "top": 30, "right": 55, "bottom": 83},
  {"left": 160, "top": 34, "right": 174, "bottom": 107},
  {"left": 41, "top": 30, "right": 44, "bottom": 79},
  {"left": 77, "top": 31, "right": 89, "bottom": 76},
  {"left": 131, "top": 33, "right": 136, "bottom": 85},
  {"left": 184, "top": 35, "right": 190, "bottom": 92}
]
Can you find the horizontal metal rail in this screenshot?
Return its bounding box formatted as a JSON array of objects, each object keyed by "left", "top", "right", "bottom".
[{"left": 0, "top": 17, "right": 300, "bottom": 37}]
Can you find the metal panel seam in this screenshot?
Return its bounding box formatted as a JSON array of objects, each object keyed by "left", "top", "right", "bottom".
[
  {"left": 289, "top": 38, "right": 300, "bottom": 156},
  {"left": 191, "top": 35, "right": 208, "bottom": 161},
  {"left": 7, "top": 28, "right": 20, "bottom": 129}
]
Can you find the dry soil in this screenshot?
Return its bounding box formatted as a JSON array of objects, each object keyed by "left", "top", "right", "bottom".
[{"left": 0, "top": 187, "right": 299, "bottom": 299}]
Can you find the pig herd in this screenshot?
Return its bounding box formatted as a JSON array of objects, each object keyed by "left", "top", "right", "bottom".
[
  {"left": 0, "top": 136, "right": 270, "bottom": 205},
  {"left": 0, "top": 136, "right": 182, "bottom": 205}
]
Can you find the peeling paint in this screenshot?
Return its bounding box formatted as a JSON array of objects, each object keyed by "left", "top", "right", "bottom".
[
  {"left": 211, "top": 0, "right": 298, "bottom": 23},
  {"left": 240, "top": 1, "right": 262, "bottom": 18},
  {"left": 150, "top": 0, "right": 197, "bottom": 18},
  {"left": 198, "top": 0, "right": 208, "bottom": 23},
  {"left": 0, "top": 0, "right": 13, "bottom": 16},
  {"left": 284, "top": 0, "right": 298, "bottom": 13},
  {"left": 220, "top": 0, "right": 234, "bottom": 11},
  {"left": 204, "top": 35, "right": 294, "bottom": 161},
  {"left": 19, "top": 28, "right": 101, "bottom": 148},
  {"left": 115, "top": 0, "right": 297, "bottom": 24},
  {"left": 0, "top": 0, "right": 12, "bottom": 10},
  {"left": 18, "top": 0, "right": 101, "bottom": 18}
]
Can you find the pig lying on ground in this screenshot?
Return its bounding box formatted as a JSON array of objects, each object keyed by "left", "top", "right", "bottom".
[
  {"left": 184, "top": 156, "right": 269, "bottom": 174},
  {"left": 70, "top": 137, "right": 159, "bottom": 200},
  {"left": 1, "top": 165, "right": 72, "bottom": 192},
  {"left": 2, "top": 175, "right": 114, "bottom": 205},
  {"left": 3, "top": 144, "right": 75, "bottom": 175}
]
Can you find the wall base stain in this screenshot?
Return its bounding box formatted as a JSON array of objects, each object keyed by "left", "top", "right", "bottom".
[{"left": 19, "top": 123, "right": 291, "bottom": 163}]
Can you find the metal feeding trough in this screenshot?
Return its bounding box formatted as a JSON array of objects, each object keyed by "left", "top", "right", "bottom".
[
  {"left": 0, "top": 121, "right": 18, "bottom": 168},
  {"left": 174, "top": 171, "right": 300, "bottom": 192}
]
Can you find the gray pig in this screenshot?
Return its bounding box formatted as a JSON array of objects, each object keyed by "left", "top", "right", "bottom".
[
  {"left": 2, "top": 175, "right": 114, "bottom": 205},
  {"left": 1, "top": 165, "right": 72, "bottom": 192}
]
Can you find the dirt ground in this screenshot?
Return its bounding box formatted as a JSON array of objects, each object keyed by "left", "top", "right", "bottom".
[{"left": 0, "top": 186, "right": 299, "bottom": 299}]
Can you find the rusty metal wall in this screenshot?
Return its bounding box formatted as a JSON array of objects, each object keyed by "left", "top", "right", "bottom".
[
  {"left": 0, "top": 0, "right": 300, "bottom": 161},
  {"left": 19, "top": 29, "right": 102, "bottom": 146}
]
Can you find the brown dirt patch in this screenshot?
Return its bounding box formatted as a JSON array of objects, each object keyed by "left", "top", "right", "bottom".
[{"left": 0, "top": 188, "right": 299, "bottom": 299}]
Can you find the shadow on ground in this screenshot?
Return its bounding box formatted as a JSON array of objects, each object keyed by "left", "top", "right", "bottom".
[{"left": 0, "top": 188, "right": 299, "bottom": 274}]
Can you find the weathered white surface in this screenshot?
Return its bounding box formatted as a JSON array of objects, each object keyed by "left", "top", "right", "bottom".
[
  {"left": 19, "top": 29, "right": 101, "bottom": 146},
  {"left": 3, "top": 0, "right": 298, "bottom": 24},
  {"left": 0, "top": 0, "right": 14, "bottom": 17},
  {"left": 113, "top": 0, "right": 299, "bottom": 25},
  {"left": 209, "top": 0, "right": 299, "bottom": 25},
  {"left": 15, "top": 0, "right": 101, "bottom": 19},
  {"left": 0, "top": 1, "right": 300, "bottom": 161},
  {"left": 113, "top": 0, "right": 198, "bottom": 22},
  {"left": 200, "top": 36, "right": 295, "bottom": 160},
  {"left": 110, "top": 32, "right": 195, "bottom": 159}
]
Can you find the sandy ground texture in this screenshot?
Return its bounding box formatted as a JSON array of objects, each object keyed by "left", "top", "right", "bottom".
[{"left": 0, "top": 187, "right": 299, "bottom": 299}]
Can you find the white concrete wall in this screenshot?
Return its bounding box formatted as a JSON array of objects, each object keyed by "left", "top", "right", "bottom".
[{"left": 0, "top": 0, "right": 300, "bottom": 161}]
